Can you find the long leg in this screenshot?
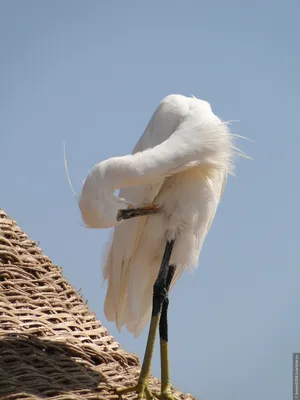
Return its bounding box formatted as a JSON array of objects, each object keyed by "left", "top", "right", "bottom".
[
  {"left": 159, "top": 265, "right": 176, "bottom": 400},
  {"left": 117, "top": 240, "right": 175, "bottom": 400}
]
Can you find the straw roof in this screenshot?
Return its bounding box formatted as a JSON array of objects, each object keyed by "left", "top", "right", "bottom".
[{"left": 0, "top": 209, "right": 195, "bottom": 400}]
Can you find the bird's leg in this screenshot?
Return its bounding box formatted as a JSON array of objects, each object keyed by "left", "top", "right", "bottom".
[
  {"left": 157, "top": 264, "right": 176, "bottom": 400},
  {"left": 117, "top": 240, "right": 175, "bottom": 400},
  {"left": 117, "top": 204, "right": 162, "bottom": 221}
]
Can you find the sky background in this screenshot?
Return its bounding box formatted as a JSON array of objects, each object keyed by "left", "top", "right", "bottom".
[{"left": 1, "top": 1, "right": 299, "bottom": 400}]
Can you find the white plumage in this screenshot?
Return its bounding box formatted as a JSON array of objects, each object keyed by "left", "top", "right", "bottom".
[{"left": 79, "top": 94, "right": 237, "bottom": 337}]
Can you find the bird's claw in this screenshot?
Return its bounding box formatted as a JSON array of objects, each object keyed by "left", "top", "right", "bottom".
[
  {"left": 154, "top": 391, "right": 176, "bottom": 400},
  {"left": 116, "top": 384, "right": 177, "bottom": 400},
  {"left": 116, "top": 383, "right": 158, "bottom": 400},
  {"left": 152, "top": 382, "right": 178, "bottom": 400}
]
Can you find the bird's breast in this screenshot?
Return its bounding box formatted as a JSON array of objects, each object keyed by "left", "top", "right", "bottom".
[{"left": 134, "top": 165, "right": 225, "bottom": 269}]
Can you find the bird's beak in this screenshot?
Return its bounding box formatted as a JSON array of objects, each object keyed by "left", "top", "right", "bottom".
[{"left": 117, "top": 204, "right": 162, "bottom": 221}]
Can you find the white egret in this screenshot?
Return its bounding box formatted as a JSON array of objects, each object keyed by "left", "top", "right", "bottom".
[{"left": 79, "top": 94, "right": 239, "bottom": 400}]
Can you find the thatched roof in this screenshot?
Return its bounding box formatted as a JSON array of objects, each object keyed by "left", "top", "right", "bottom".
[{"left": 0, "top": 209, "right": 194, "bottom": 400}]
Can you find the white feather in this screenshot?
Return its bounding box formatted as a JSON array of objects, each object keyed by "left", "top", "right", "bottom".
[{"left": 79, "top": 94, "right": 241, "bottom": 337}]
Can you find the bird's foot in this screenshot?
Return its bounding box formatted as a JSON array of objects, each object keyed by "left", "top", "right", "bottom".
[
  {"left": 117, "top": 382, "right": 157, "bottom": 400},
  {"left": 153, "top": 387, "right": 176, "bottom": 400}
]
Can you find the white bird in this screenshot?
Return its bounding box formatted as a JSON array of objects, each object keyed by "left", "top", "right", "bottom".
[{"left": 79, "top": 94, "right": 239, "bottom": 400}]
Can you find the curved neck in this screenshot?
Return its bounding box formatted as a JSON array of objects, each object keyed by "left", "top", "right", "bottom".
[
  {"left": 99, "top": 124, "right": 229, "bottom": 190},
  {"left": 80, "top": 119, "right": 231, "bottom": 229}
]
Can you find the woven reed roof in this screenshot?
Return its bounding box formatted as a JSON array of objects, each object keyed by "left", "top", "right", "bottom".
[{"left": 0, "top": 209, "right": 194, "bottom": 400}]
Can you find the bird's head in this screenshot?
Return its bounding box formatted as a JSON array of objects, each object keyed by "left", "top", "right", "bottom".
[{"left": 79, "top": 167, "right": 130, "bottom": 229}]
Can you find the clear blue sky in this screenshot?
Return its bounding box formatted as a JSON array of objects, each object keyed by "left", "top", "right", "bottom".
[{"left": 1, "top": 1, "right": 299, "bottom": 400}]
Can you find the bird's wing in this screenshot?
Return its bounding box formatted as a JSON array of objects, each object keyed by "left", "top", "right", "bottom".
[
  {"left": 126, "top": 166, "right": 229, "bottom": 336},
  {"left": 103, "top": 95, "right": 190, "bottom": 328},
  {"left": 170, "top": 167, "right": 228, "bottom": 290}
]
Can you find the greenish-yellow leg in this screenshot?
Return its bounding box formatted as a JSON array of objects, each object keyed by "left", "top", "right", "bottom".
[
  {"left": 117, "top": 314, "right": 159, "bottom": 399},
  {"left": 117, "top": 241, "right": 175, "bottom": 400},
  {"left": 159, "top": 340, "right": 173, "bottom": 399},
  {"left": 156, "top": 264, "right": 176, "bottom": 400}
]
